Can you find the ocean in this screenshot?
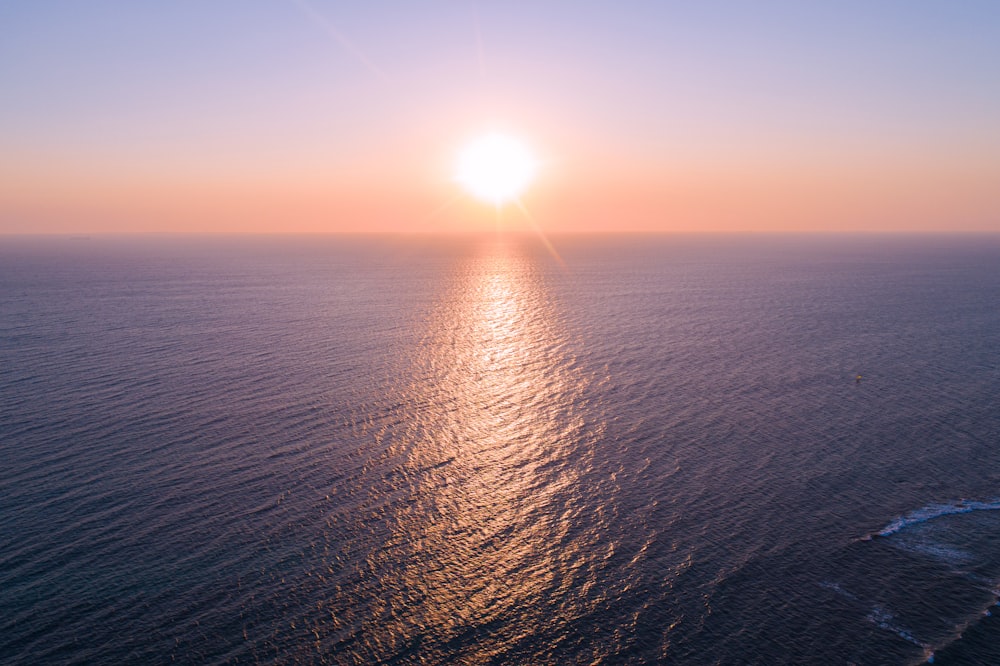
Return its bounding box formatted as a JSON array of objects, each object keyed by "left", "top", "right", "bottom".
[{"left": 1, "top": 234, "right": 999, "bottom": 665}]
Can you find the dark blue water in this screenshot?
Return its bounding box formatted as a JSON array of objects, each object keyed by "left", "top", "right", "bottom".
[{"left": 2, "top": 234, "right": 999, "bottom": 665}]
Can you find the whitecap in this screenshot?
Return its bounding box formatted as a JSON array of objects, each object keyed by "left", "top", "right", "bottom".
[
  {"left": 876, "top": 499, "right": 1000, "bottom": 538},
  {"left": 866, "top": 604, "right": 928, "bottom": 648}
]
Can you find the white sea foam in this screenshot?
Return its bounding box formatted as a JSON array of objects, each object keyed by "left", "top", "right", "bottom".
[
  {"left": 818, "top": 580, "right": 858, "bottom": 602},
  {"left": 912, "top": 592, "right": 1000, "bottom": 665},
  {"left": 867, "top": 604, "right": 928, "bottom": 648},
  {"left": 892, "top": 538, "right": 972, "bottom": 566},
  {"left": 877, "top": 499, "right": 1000, "bottom": 537}
]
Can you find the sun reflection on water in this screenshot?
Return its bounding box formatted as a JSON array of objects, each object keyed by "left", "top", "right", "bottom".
[{"left": 352, "top": 238, "right": 614, "bottom": 661}]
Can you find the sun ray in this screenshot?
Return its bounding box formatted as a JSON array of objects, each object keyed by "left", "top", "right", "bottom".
[
  {"left": 287, "top": 0, "right": 390, "bottom": 83},
  {"left": 473, "top": 6, "right": 486, "bottom": 79},
  {"left": 423, "top": 193, "right": 463, "bottom": 224},
  {"left": 514, "top": 199, "right": 566, "bottom": 270}
]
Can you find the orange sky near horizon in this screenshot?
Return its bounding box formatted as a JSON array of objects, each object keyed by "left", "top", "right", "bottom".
[
  {"left": 2, "top": 2, "right": 999, "bottom": 234},
  {"left": 4, "top": 145, "right": 997, "bottom": 234}
]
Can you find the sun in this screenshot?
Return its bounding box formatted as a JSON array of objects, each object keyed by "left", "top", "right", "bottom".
[{"left": 455, "top": 133, "right": 538, "bottom": 206}]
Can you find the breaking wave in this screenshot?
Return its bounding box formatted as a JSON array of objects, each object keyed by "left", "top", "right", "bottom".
[{"left": 877, "top": 499, "right": 1000, "bottom": 538}]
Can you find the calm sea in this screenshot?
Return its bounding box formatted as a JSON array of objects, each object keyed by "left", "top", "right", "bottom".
[{"left": 2, "top": 234, "right": 999, "bottom": 665}]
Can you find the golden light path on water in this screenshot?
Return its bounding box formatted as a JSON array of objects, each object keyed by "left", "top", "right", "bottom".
[{"left": 344, "top": 238, "right": 631, "bottom": 662}]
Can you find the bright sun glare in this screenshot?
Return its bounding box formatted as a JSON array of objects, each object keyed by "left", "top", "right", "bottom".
[{"left": 455, "top": 133, "right": 538, "bottom": 206}]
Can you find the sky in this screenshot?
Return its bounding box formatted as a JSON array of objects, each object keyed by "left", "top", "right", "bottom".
[{"left": 1, "top": 0, "right": 999, "bottom": 233}]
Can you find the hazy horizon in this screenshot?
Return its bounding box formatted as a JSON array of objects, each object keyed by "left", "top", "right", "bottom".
[{"left": 6, "top": 229, "right": 1000, "bottom": 239}]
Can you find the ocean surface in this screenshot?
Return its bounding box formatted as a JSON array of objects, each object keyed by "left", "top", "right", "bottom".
[{"left": 2, "top": 233, "right": 1000, "bottom": 665}]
